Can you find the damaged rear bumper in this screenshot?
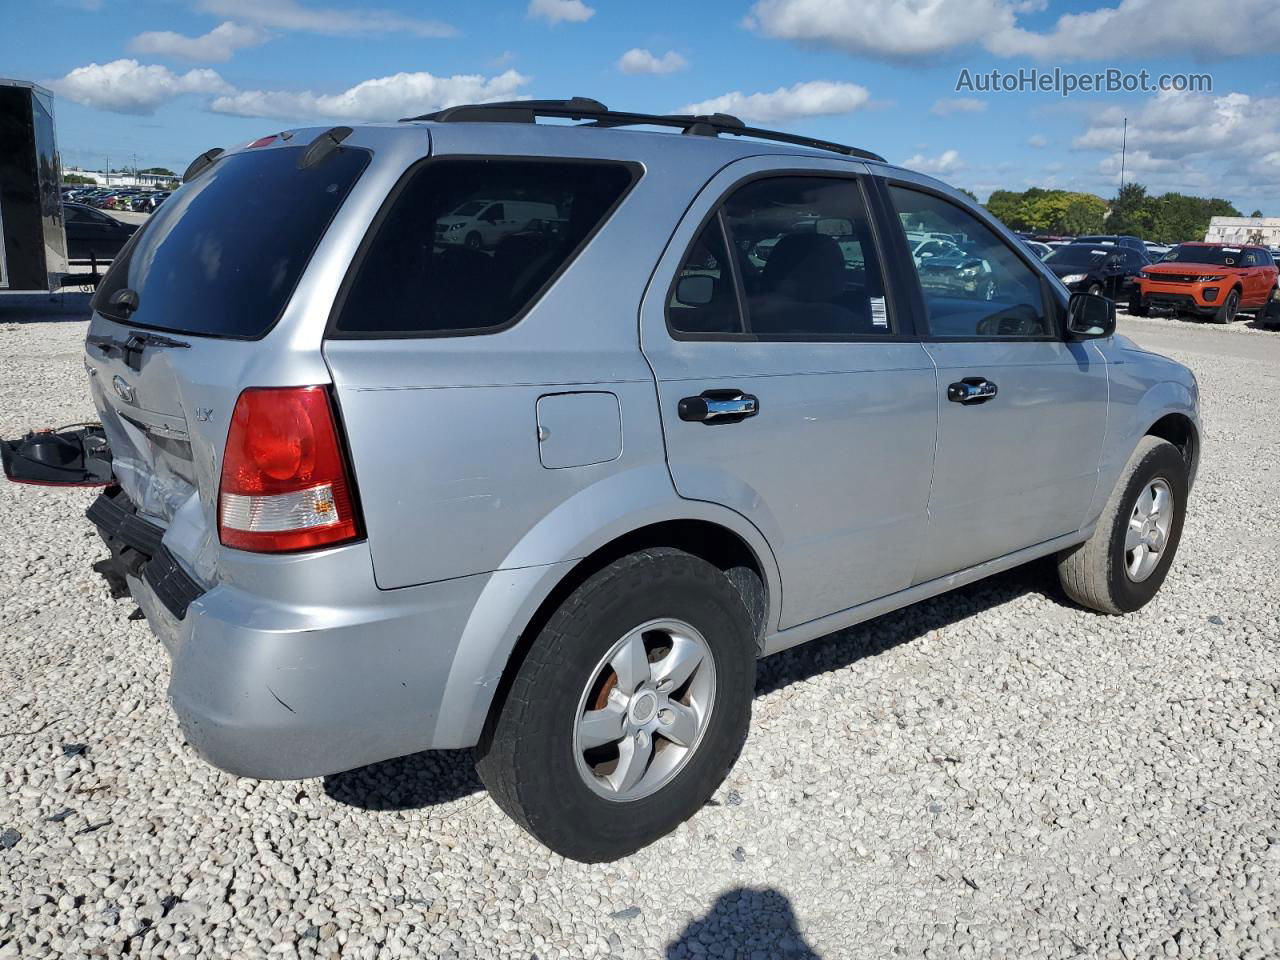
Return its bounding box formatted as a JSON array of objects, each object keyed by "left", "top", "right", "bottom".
[{"left": 83, "top": 494, "right": 487, "bottom": 780}]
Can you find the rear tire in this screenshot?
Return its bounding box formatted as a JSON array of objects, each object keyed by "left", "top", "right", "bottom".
[
  {"left": 1213, "top": 289, "right": 1240, "bottom": 324},
  {"left": 475, "top": 548, "right": 756, "bottom": 862},
  {"left": 1057, "top": 436, "right": 1188, "bottom": 614}
]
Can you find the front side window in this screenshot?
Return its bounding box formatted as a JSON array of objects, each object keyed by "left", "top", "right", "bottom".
[
  {"left": 335, "top": 159, "right": 635, "bottom": 336},
  {"left": 889, "top": 186, "right": 1050, "bottom": 339},
  {"left": 669, "top": 176, "right": 894, "bottom": 339}
]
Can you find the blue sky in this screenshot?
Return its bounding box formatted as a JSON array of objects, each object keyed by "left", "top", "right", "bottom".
[{"left": 5, "top": 0, "right": 1279, "bottom": 211}]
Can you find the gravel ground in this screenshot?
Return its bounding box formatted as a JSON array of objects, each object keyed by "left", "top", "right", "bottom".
[{"left": 1, "top": 306, "right": 1277, "bottom": 960}]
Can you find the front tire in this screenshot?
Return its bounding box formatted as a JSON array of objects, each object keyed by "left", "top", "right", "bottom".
[
  {"left": 1213, "top": 289, "right": 1240, "bottom": 324},
  {"left": 1057, "top": 436, "right": 1188, "bottom": 614},
  {"left": 475, "top": 548, "right": 756, "bottom": 862}
]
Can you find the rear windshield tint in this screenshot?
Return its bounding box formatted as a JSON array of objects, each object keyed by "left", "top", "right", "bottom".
[
  {"left": 332, "top": 158, "right": 637, "bottom": 336},
  {"left": 92, "top": 145, "right": 370, "bottom": 338}
]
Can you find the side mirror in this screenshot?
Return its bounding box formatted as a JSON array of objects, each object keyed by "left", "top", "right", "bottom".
[
  {"left": 1065, "top": 291, "right": 1115, "bottom": 340},
  {"left": 676, "top": 274, "right": 715, "bottom": 306}
]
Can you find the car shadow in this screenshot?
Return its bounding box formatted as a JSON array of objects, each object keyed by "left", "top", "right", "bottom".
[
  {"left": 666, "top": 887, "right": 820, "bottom": 959},
  {"left": 322, "top": 747, "right": 483, "bottom": 810},
  {"left": 324, "top": 560, "right": 1062, "bottom": 812},
  {"left": 756, "top": 557, "right": 1059, "bottom": 697}
]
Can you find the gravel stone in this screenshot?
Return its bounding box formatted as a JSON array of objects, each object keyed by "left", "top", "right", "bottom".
[{"left": 1, "top": 306, "right": 1278, "bottom": 958}]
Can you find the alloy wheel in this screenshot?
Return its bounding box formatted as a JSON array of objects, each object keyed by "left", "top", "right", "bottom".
[
  {"left": 1124, "top": 478, "right": 1174, "bottom": 582},
  {"left": 573, "top": 618, "right": 717, "bottom": 802}
]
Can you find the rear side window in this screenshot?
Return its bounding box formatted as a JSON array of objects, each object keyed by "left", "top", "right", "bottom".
[
  {"left": 333, "top": 159, "right": 637, "bottom": 336},
  {"left": 93, "top": 146, "right": 370, "bottom": 338}
]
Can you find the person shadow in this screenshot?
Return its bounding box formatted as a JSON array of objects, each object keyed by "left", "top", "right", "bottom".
[{"left": 665, "top": 887, "right": 819, "bottom": 959}]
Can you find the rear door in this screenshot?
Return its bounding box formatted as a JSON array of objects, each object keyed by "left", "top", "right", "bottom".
[
  {"left": 640, "top": 157, "right": 938, "bottom": 630},
  {"left": 882, "top": 180, "right": 1109, "bottom": 582}
]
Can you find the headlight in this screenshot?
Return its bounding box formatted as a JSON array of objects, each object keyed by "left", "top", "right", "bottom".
[
  {"left": 447, "top": 223, "right": 464, "bottom": 231},
  {"left": 1197, "top": 275, "right": 1224, "bottom": 282},
  {"left": 1062, "top": 273, "right": 1087, "bottom": 284}
]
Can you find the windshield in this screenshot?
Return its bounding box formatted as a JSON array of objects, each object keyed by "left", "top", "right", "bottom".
[
  {"left": 1045, "top": 246, "right": 1108, "bottom": 267},
  {"left": 92, "top": 145, "right": 370, "bottom": 338},
  {"left": 450, "top": 201, "right": 485, "bottom": 216},
  {"left": 1160, "top": 245, "right": 1250, "bottom": 266}
]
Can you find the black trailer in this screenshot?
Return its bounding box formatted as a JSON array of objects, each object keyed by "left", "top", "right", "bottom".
[{"left": 0, "top": 79, "right": 68, "bottom": 292}]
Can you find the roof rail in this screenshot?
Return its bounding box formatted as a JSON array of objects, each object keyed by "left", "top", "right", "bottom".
[{"left": 400, "top": 98, "right": 885, "bottom": 163}]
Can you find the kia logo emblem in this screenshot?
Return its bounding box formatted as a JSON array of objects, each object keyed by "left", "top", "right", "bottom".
[{"left": 112, "top": 375, "right": 136, "bottom": 404}]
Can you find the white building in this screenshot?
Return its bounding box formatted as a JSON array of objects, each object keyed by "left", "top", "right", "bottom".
[
  {"left": 62, "top": 168, "right": 175, "bottom": 188},
  {"left": 1204, "top": 216, "right": 1280, "bottom": 246}
]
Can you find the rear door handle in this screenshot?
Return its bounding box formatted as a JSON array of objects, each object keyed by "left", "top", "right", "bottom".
[
  {"left": 947, "top": 377, "right": 998, "bottom": 405},
  {"left": 678, "top": 389, "right": 759, "bottom": 424}
]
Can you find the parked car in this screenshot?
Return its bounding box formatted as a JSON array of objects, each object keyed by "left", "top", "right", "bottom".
[
  {"left": 1075, "top": 234, "right": 1147, "bottom": 254},
  {"left": 1132, "top": 242, "right": 1279, "bottom": 323},
  {"left": 1044, "top": 242, "right": 1150, "bottom": 300},
  {"left": 1023, "top": 239, "right": 1053, "bottom": 260},
  {"left": 2, "top": 102, "right": 1201, "bottom": 862},
  {"left": 141, "top": 191, "right": 170, "bottom": 213},
  {"left": 1144, "top": 242, "right": 1172, "bottom": 259},
  {"left": 62, "top": 202, "right": 138, "bottom": 261},
  {"left": 435, "top": 198, "right": 561, "bottom": 249}
]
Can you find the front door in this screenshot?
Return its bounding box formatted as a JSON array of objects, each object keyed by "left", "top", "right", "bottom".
[
  {"left": 641, "top": 159, "right": 938, "bottom": 630},
  {"left": 883, "top": 182, "right": 1109, "bottom": 582}
]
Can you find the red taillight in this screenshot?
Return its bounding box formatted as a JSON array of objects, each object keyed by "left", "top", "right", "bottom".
[
  {"left": 217, "top": 386, "right": 362, "bottom": 553},
  {"left": 248, "top": 134, "right": 278, "bottom": 148}
]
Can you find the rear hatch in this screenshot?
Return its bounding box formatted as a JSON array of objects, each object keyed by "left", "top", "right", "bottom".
[{"left": 78, "top": 138, "right": 372, "bottom": 586}]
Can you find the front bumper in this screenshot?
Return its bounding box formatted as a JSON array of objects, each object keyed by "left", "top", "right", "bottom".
[
  {"left": 1138, "top": 283, "right": 1221, "bottom": 314},
  {"left": 87, "top": 490, "right": 492, "bottom": 780}
]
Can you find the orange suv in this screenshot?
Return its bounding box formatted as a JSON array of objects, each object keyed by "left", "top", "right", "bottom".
[{"left": 1131, "top": 242, "right": 1279, "bottom": 323}]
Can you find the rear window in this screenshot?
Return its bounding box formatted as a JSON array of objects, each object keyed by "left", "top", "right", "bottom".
[
  {"left": 332, "top": 158, "right": 637, "bottom": 336},
  {"left": 92, "top": 145, "right": 370, "bottom": 338}
]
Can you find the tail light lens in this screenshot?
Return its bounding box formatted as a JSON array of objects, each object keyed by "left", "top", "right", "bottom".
[{"left": 218, "top": 386, "right": 362, "bottom": 552}]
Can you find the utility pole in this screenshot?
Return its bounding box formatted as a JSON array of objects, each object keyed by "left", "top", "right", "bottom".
[{"left": 1119, "top": 117, "right": 1127, "bottom": 189}]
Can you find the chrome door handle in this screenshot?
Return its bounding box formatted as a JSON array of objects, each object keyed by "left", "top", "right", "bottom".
[
  {"left": 947, "top": 377, "right": 998, "bottom": 405},
  {"left": 678, "top": 390, "right": 759, "bottom": 424}
]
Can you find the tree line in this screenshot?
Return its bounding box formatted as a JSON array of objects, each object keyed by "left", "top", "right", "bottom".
[{"left": 983, "top": 183, "right": 1254, "bottom": 244}]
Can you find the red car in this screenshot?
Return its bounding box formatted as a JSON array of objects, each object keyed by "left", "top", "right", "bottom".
[{"left": 1132, "top": 242, "right": 1279, "bottom": 323}]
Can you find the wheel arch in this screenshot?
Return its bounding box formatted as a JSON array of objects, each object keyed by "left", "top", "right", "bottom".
[
  {"left": 430, "top": 475, "right": 781, "bottom": 749},
  {"left": 1144, "top": 411, "right": 1199, "bottom": 489}
]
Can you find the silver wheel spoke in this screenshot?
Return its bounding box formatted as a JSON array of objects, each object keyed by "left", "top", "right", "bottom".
[
  {"left": 658, "top": 700, "right": 699, "bottom": 747},
  {"left": 1125, "top": 520, "right": 1145, "bottom": 552},
  {"left": 610, "top": 633, "right": 651, "bottom": 695},
  {"left": 609, "top": 733, "right": 653, "bottom": 794},
  {"left": 651, "top": 635, "right": 705, "bottom": 692},
  {"left": 578, "top": 697, "right": 627, "bottom": 750},
  {"left": 1150, "top": 484, "right": 1170, "bottom": 520}
]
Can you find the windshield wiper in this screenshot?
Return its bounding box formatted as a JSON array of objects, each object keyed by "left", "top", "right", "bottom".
[{"left": 87, "top": 331, "right": 190, "bottom": 372}]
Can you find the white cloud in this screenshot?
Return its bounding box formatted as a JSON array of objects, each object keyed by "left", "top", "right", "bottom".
[
  {"left": 679, "top": 81, "right": 870, "bottom": 124},
  {"left": 209, "top": 69, "right": 531, "bottom": 122},
  {"left": 991, "top": 0, "right": 1280, "bottom": 59},
  {"left": 1071, "top": 89, "right": 1280, "bottom": 205},
  {"left": 49, "top": 59, "right": 231, "bottom": 115},
  {"left": 1028, "top": 134, "right": 1048, "bottom": 148},
  {"left": 930, "top": 97, "right": 986, "bottom": 116},
  {"left": 129, "top": 21, "right": 265, "bottom": 62},
  {"left": 901, "top": 149, "right": 964, "bottom": 175},
  {"left": 748, "top": 0, "right": 1280, "bottom": 61},
  {"left": 527, "top": 0, "right": 595, "bottom": 24},
  {"left": 747, "top": 0, "right": 1017, "bottom": 59},
  {"left": 199, "top": 0, "right": 454, "bottom": 37},
  {"left": 617, "top": 48, "right": 687, "bottom": 75}
]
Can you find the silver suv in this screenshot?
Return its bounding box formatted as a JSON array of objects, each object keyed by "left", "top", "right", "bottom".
[{"left": 2, "top": 99, "right": 1200, "bottom": 862}]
